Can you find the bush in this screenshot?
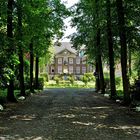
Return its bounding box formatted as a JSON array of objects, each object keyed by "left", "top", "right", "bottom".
[
  {"left": 84, "top": 73, "right": 95, "bottom": 82},
  {"left": 68, "top": 75, "right": 75, "bottom": 85},
  {"left": 81, "top": 75, "right": 88, "bottom": 85},
  {"left": 54, "top": 76, "right": 60, "bottom": 85},
  {"left": 36, "top": 78, "right": 44, "bottom": 90},
  {"left": 40, "top": 73, "right": 49, "bottom": 82}
]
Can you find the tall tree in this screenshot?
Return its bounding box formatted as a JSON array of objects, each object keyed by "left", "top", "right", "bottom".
[
  {"left": 7, "top": 0, "right": 17, "bottom": 102},
  {"left": 17, "top": 0, "right": 25, "bottom": 96},
  {"left": 116, "top": 0, "right": 130, "bottom": 104},
  {"left": 106, "top": 0, "right": 116, "bottom": 98}
]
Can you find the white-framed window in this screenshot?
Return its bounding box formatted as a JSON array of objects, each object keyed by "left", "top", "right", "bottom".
[
  {"left": 69, "top": 58, "right": 73, "bottom": 64},
  {"left": 76, "top": 67, "right": 80, "bottom": 74},
  {"left": 76, "top": 58, "right": 80, "bottom": 64},
  {"left": 82, "top": 57, "right": 86, "bottom": 64},
  {"left": 82, "top": 66, "right": 86, "bottom": 74},
  {"left": 69, "top": 66, "right": 73, "bottom": 74},
  {"left": 58, "top": 66, "right": 62, "bottom": 74},
  {"left": 58, "top": 58, "right": 62, "bottom": 64}
]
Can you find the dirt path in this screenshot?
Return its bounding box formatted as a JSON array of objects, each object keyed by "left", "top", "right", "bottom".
[{"left": 0, "top": 88, "right": 140, "bottom": 140}]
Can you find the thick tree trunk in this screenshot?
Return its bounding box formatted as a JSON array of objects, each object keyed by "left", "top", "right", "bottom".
[
  {"left": 35, "top": 56, "right": 39, "bottom": 89},
  {"left": 116, "top": 0, "right": 130, "bottom": 105},
  {"left": 17, "top": 0, "right": 25, "bottom": 96},
  {"left": 106, "top": 0, "right": 116, "bottom": 99},
  {"left": 94, "top": 0, "right": 105, "bottom": 94},
  {"left": 97, "top": 29, "right": 105, "bottom": 94},
  {"left": 7, "top": 0, "right": 17, "bottom": 102},
  {"left": 30, "top": 41, "right": 34, "bottom": 93}
]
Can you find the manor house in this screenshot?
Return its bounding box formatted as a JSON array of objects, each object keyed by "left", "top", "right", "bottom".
[{"left": 48, "top": 42, "right": 93, "bottom": 79}]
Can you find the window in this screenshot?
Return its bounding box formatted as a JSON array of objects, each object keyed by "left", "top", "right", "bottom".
[
  {"left": 58, "top": 66, "right": 62, "bottom": 73},
  {"left": 69, "top": 58, "right": 73, "bottom": 64},
  {"left": 82, "top": 57, "right": 86, "bottom": 64},
  {"left": 76, "top": 58, "right": 80, "bottom": 64},
  {"left": 76, "top": 67, "right": 80, "bottom": 74},
  {"left": 82, "top": 67, "right": 86, "bottom": 74},
  {"left": 69, "top": 66, "right": 73, "bottom": 74},
  {"left": 58, "top": 58, "right": 62, "bottom": 64}
]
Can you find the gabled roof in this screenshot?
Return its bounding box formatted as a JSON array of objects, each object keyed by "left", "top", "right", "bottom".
[{"left": 54, "top": 42, "right": 77, "bottom": 54}]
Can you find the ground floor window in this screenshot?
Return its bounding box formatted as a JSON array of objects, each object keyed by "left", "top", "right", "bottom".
[
  {"left": 58, "top": 66, "right": 62, "bottom": 74},
  {"left": 69, "top": 66, "right": 73, "bottom": 74},
  {"left": 76, "top": 67, "right": 80, "bottom": 74}
]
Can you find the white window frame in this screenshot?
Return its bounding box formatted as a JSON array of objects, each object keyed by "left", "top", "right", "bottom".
[
  {"left": 82, "top": 57, "right": 86, "bottom": 64},
  {"left": 69, "top": 58, "right": 73, "bottom": 64},
  {"left": 69, "top": 66, "right": 73, "bottom": 74},
  {"left": 58, "top": 66, "right": 62, "bottom": 74},
  {"left": 82, "top": 66, "right": 86, "bottom": 74},
  {"left": 76, "top": 67, "right": 80, "bottom": 74},
  {"left": 58, "top": 58, "right": 62, "bottom": 64},
  {"left": 76, "top": 58, "right": 80, "bottom": 64}
]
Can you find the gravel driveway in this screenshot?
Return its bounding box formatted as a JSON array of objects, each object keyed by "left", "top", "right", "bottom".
[{"left": 0, "top": 88, "right": 140, "bottom": 140}]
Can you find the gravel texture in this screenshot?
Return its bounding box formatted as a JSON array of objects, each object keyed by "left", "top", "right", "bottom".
[{"left": 0, "top": 88, "right": 140, "bottom": 140}]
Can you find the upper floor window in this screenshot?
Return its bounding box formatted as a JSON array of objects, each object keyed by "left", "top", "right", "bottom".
[
  {"left": 69, "top": 58, "right": 73, "bottom": 64},
  {"left": 58, "top": 58, "right": 62, "bottom": 64},
  {"left": 82, "top": 57, "right": 86, "bottom": 64},
  {"left": 76, "top": 58, "right": 80, "bottom": 64}
]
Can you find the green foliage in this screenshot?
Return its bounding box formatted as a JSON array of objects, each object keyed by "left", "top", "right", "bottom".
[
  {"left": 54, "top": 75, "right": 61, "bottom": 85},
  {"left": 34, "top": 78, "right": 44, "bottom": 90},
  {"left": 40, "top": 73, "right": 49, "bottom": 82},
  {"left": 81, "top": 75, "right": 88, "bottom": 85},
  {"left": 68, "top": 75, "right": 75, "bottom": 85}
]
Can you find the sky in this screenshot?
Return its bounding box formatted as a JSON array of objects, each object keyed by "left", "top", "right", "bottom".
[{"left": 61, "top": 0, "right": 79, "bottom": 42}]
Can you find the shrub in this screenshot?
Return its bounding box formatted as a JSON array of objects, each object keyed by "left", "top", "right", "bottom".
[
  {"left": 37, "top": 78, "right": 44, "bottom": 90},
  {"left": 68, "top": 75, "right": 75, "bottom": 85},
  {"left": 40, "top": 73, "right": 49, "bottom": 82},
  {"left": 84, "top": 73, "right": 95, "bottom": 82},
  {"left": 54, "top": 76, "right": 60, "bottom": 85},
  {"left": 81, "top": 75, "right": 88, "bottom": 85}
]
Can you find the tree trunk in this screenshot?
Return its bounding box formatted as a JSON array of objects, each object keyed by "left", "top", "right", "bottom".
[
  {"left": 94, "top": 0, "right": 105, "bottom": 94},
  {"left": 95, "top": 61, "right": 100, "bottom": 91},
  {"left": 35, "top": 56, "right": 39, "bottom": 89},
  {"left": 97, "top": 29, "right": 105, "bottom": 94},
  {"left": 106, "top": 0, "right": 116, "bottom": 99},
  {"left": 17, "top": 0, "right": 25, "bottom": 96},
  {"left": 30, "top": 41, "right": 34, "bottom": 93},
  {"left": 7, "top": 0, "right": 17, "bottom": 102},
  {"left": 116, "top": 0, "right": 130, "bottom": 105}
]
